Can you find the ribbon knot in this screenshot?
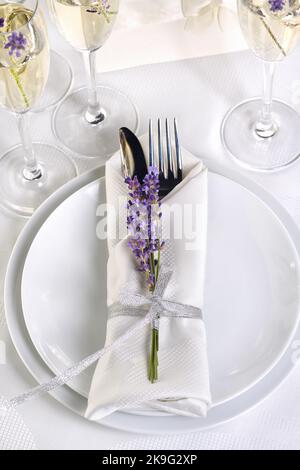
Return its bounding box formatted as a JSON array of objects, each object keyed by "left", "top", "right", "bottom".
[
  {"left": 116, "top": 268, "right": 202, "bottom": 330},
  {"left": 151, "top": 294, "right": 166, "bottom": 311}
]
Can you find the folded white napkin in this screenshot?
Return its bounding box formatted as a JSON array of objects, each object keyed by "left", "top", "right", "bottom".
[{"left": 86, "top": 141, "right": 211, "bottom": 420}]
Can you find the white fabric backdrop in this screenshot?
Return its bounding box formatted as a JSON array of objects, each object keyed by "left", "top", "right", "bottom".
[
  {"left": 116, "top": 0, "right": 181, "bottom": 29},
  {"left": 0, "top": 1, "right": 300, "bottom": 450}
]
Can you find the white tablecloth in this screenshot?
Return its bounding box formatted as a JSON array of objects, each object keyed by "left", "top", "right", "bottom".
[{"left": 1, "top": 5, "right": 300, "bottom": 450}]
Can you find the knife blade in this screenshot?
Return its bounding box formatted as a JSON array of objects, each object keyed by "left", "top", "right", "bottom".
[{"left": 119, "top": 127, "right": 148, "bottom": 182}]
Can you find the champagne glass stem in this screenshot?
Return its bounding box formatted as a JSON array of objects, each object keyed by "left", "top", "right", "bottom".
[
  {"left": 83, "top": 50, "right": 105, "bottom": 125},
  {"left": 18, "top": 113, "right": 42, "bottom": 181},
  {"left": 255, "top": 61, "right": 277, "bottom": 139}
]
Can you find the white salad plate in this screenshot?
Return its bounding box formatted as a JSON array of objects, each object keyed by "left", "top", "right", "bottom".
[{"left": 5, "top": 161, "right": 300, "bottom": 434}]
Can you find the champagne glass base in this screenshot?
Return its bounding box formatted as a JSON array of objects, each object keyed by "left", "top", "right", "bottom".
[
  {"left": 0, "top": 144, "right": 77, "bottom": 217},
  {"left": 53, "top": 86, "right": 138, "bottom": 158},
  {"left": 32, "top": 51, "right": 73, "bottom": 113},
  {"left": 221, "top": 98, "right": 300, "bottom": 172}
]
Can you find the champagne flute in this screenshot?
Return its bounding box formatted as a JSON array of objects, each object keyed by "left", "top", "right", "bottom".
[
  {"left": 0, "top": 0, "right": 77, "bottom": 216},
  {"left": 48, "top": 0, "right": 138, "bottom": 158},
  {"left": 14, "top": 0, "right": 73, "bottom": 112},
  {"left": 221, "top": 0, "right": 300, "bottom": 171}
]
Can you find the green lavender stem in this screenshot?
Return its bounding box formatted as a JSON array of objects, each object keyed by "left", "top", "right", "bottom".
[
  {"left": 150, "top": 252, "right": 155, "bottom": 278},
  {"left": 260, "top": 17, "right": 287, "bottom": 57},
  {"left": 148, "top": 328, "right": 159, "bottom": 383},
  {"left": 99, "top": 7, "right": 110, "bottom": 23},
  {"left": 156, "top": 250, "right": 161, "bottom": 283},
  {"left": 148, "top": 250, "right": 161, "bottom": 384},
  {"left": 9, "top": 67, "right": 30, "bottom": 109}
]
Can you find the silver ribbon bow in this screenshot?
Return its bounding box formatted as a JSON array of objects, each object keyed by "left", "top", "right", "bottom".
[
  {"left": 114, "top": 269, "right": 202, "bottom": 330},
  {"left": 0, "top": 269, "right": 202, "bottom": 414},
  {"left": 181, "top": 0, "right": 236, "bottom": 32}
]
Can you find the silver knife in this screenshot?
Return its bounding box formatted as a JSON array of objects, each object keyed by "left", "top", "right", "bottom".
[{"left": 119, "top": 128, "right": 148, "bottom": 182}]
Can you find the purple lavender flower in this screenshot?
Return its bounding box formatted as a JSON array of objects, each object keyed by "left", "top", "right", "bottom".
[
  {"left": 101, "top": 0, "right": 111, "bottom": 9},
  {"left": 4, "top": 31, "right": 27, "bottom": 58},
  {"left": 143, "top": 167, "right": 160, "bottom": 202},
  {"left": 268, "top": 0, "right": 285, "bottom": 12},
  {"left": 0, "top": 18, "right": 4, "bottom": 28},
  {"left": 87, "top": 0, "right": 111, "bottom": 15},
  {"left": 126, "top": 166, "right": 163, "bottom": 292},
  {"left": 86, "top": 0, "right": 117, "bottom": 23}
]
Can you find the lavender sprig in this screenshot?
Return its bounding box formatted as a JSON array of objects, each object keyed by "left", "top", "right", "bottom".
[
  {"left": 126, "top": 167, "right": 164, "bottom": 382},
  {"left": 0, "top": 16, "right": 30, "bottom": 108},
  {"left": 247, "top": 0, "right": 287, "bottom": 58},
  {"left": 86, "top": 0, "right": 117, "bottom": 24}
]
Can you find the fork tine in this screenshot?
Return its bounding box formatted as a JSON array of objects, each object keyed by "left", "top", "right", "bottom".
[
  {"left": 174, "top": 118, "right": 182, "bottom": 180},
  {"left": 158, "top": 118, "right": 164, "bottom": 175},
  {"left": 149, "top": 119, "right": 154, "bottom": 168},
  {"left": 165, "top": 118, "right": 174, "bottom": 178}
]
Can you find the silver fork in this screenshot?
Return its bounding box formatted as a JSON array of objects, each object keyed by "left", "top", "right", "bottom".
[{"left": 149, "top": 118, "right": 183, "bottom": 199}]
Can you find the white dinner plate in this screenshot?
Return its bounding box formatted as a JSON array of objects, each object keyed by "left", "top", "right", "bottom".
[
  {"left": 5, "top": 162, "right": 300, "bottom": 433},
  {"left": 21, "top": 161, "right": 300, "bottom": 407}
]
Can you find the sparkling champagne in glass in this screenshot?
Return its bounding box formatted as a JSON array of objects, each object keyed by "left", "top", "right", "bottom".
[
  {"left": 50, "top": 0, "right": 119, "bottom": 50},
  {"left": 9, "top": 0, "right": 73, "bottom": 112},
  {"left": 222, "top": 0, "right": 300, "bottom": 171},
  {"left": 0, "top": 2, "right": 49, "bottom": 112},
  {"left": 48, "top": 0, "right": 138, "bottom": 158},
  {"left": 0, "top": 0, "right": 76, "bottom": 216}
]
